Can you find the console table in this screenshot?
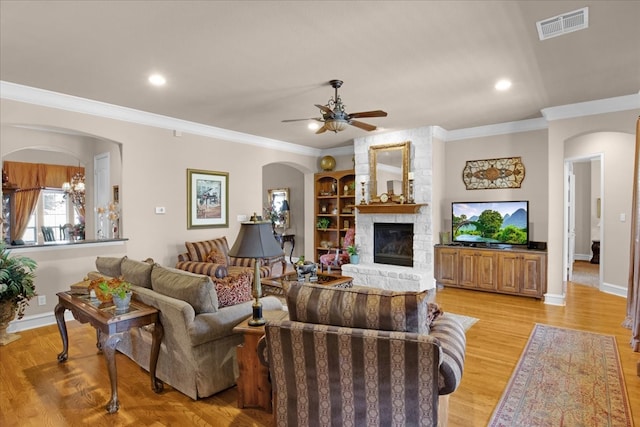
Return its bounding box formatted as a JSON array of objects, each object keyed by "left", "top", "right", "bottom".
[
  {"left": 274, "top": 233, "right": 295, "bottom": 263},
  {"left": 54, "top": 291, "right": 164, "bottom": 413}
]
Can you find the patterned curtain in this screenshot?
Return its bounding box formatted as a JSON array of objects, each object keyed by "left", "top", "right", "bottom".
[
  {"left": 3, "top": 161, "right": 43, "bottom": 241},
  {"left": 625, "top": 116, "right": 640, "bottom": 354},
  {"left": 3, "top": 161, "right": 86, "bottom": 241}
]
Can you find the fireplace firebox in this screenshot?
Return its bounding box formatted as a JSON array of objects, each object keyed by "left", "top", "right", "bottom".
[{"left": 374, "top": 223, "right": 414, "bottom": 267}]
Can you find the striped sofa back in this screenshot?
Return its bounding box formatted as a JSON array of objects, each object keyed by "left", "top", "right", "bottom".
[{"left": 265, "top": 320, "right": 441, "bottom": 427}]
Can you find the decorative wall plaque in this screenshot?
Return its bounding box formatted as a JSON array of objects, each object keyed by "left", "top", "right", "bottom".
[{"left": 462, "top": 156, "right": 525, "bottom": 190}]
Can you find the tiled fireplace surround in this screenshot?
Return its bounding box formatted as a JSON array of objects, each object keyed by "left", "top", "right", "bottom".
[{"left": 342, "top": 127, "right": 435, "bottom": 293}]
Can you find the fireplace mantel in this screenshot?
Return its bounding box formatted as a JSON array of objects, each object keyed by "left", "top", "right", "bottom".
[{"left": 355, "top": 203, "right": 427, "bottom": 214}]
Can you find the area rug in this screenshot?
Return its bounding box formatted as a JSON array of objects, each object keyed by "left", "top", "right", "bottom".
[
  {"left": 489, "top": 324, "right": 632, "bottom": 427},
  {"left": 444, "top": 312, "right": 478, "bottom": 332}
]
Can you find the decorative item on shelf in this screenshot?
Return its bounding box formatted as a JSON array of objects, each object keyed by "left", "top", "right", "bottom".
[
  {"left": 228, "top": 218, "right": 284, "bottom": 326},
  {"left": 316, "top": 217, "right": 330, "bottom": 231},
  {"left": 343, "top": 184, "right": 349, "bottom": 194},
  {"left": 360, "top": 176, "right": 368, "bottom": 205},
  {"left": 96, "top": 205, "right": 106, "bottom": 239},
  {"left": 346, "top": 244, "right": 359, "bottom": 265},
  {"left": 62, "top": 172, "right": 86, "bottom": 211},
  {"left": 343, "top": 220, "right": 350, "bottom": 229},
  {"left": 331, "top": 180, "right": 337, "bottom": 194},
  {"left": 0, "top": 243, "right": 37, "bottom": 345},
  {"left": 408, "top": 171, "right": 415, "bottom": 204},
  {"left": 107, "top": 202, "right": 119, "bottom": 239},
  {"left": 320, "top": 156, "right": 336, "bottom": 171}
]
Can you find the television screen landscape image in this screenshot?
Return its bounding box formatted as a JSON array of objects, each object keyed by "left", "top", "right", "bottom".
[{"left": 452, "top": 201, "right": 529, "bottom": 245}]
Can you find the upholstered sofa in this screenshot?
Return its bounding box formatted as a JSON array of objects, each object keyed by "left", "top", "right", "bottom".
[
  {"left": 175, "top": 237, "right": 285, "bottom": 293},
  {"left": 88, "top": 255, "right": 283, "bottom": 400},
  {"left": 262, "top": 282, "right": 466, "bottom": 427}
]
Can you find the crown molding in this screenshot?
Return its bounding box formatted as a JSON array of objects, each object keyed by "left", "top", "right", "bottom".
[
  {"left": 541, "top": 93, "right": 640, "bottom": 121},
  {"left": 445, "top": 117, "right": 548, "bottom": 141},
  {"left": 0, "top": 81, "right": 321, "bottom": 157}
]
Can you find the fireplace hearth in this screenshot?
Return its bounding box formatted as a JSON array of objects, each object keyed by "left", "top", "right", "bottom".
[{"left": 374, "top": 223, "right": 414, "bottom": 267}]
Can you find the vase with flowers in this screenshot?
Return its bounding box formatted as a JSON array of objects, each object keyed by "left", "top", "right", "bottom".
[
  {"left": 93, "top": 277, "right": 133, "bottom": 313},
  {"left": 0, "top": 242, "right": 37, "bottom": 345}
]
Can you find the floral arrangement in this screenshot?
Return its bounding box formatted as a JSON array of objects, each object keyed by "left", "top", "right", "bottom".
[
  {"left": 0, "top": 243, "right": 37, "bottom": 319},
  {"left": 264, "top": 205, "right": 285, "bottom": 225},
  {"left": 90, "top": 277, "right": 131, "bottom": 302}
]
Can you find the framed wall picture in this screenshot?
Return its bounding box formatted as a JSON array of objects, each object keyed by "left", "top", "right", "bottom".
[{"left": 187, "top": 169, "right": 229, "bottom": 229}]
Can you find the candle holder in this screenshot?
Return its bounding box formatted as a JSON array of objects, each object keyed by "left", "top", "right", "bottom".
[
  {"left": 408, "top": 179, "right": 415, "bottom": 204},
  {"left": 360, "top": 181, "right": 367, "bottom": 205}
]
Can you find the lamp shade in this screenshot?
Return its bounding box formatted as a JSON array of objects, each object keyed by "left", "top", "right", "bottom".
[
  {"left": 228, "top": 221, "right": 284, "bottom": 259},
  {"left": 281, "top": 200, "right": 290, "bottom": 212}
]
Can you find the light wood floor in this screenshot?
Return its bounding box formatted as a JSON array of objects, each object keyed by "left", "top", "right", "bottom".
[{"left": 1, "top": 281, "right": 638, "bottom": 426}]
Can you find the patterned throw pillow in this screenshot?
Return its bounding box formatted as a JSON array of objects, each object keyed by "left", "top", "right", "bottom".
[
  {"left": 205, "top": 249, "right": 227, "bottom": 265},
  {"left": 215, "top": 272, "right": 252, "bottom": 308},
  {"left": 283, "top": 282, "right": 431, "bottom": 334}
]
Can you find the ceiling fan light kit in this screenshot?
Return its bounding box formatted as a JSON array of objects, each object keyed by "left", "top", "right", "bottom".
[{"left": 283, "top": 79, "right": 387, "bottom": 134}]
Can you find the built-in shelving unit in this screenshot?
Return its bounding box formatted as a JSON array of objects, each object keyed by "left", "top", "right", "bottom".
[{"left": 314, "top": 170, "right": 356, "bottom": 264}]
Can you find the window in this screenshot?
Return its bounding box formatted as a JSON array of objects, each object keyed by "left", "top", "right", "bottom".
[{"left": 21, "top": 189, "right": 75, "bottom": 243}]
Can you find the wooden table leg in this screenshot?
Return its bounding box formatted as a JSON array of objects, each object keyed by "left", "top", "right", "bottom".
[
  {"left": 54, "top": 304, "right": 68, "bottom": 362},
  {"left": 100, "top": 332, "right": 124, "bottom": 414},
  {"left": 149, "top": 321, "right": 164, "bottom": 393},
  {"left": 236, "top": 334, "right": 272, "bottom": 412}
]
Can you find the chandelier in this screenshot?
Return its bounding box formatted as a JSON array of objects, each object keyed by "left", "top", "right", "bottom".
[{"left": 62, "top": 172, "right": 85, "bottom": 209}]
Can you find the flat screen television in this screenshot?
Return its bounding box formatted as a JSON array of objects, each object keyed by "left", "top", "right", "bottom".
[{"left": 452, "top": 201, "right": 529, "bottom": 246}]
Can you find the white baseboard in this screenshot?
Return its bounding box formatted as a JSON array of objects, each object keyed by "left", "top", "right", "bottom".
[
  {"left": 7, "top": 310, "right": 74, "bottom": 333},
  {"left": 573, "top": 254, "right": 591, "bottom": 262},
  {"left": 544, "top": 292, "right": 566, "bottom": 306},
  {"left": 601, "top": 282, "right": 628, "bottom": 298}
]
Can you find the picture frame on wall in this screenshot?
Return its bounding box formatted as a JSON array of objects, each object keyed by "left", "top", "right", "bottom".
[{"left": 187, "top": 169, "right": 229, "bottom": 229}]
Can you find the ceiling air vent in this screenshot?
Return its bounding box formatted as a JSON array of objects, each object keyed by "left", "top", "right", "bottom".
[{"left": 536, "top": 7, "right": 589, "bottom": 41}]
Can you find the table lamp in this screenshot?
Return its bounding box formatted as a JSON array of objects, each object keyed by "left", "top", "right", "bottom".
[{"left": 228, "top": 218, "right": 284, "bottom": 326}]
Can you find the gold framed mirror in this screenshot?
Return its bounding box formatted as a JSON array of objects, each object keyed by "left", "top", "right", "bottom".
[
  {"left": 267, "top": 188, "right": 290, "bottom": 229},
  {"left": 369, "top": 141, "right": 410, "bottom": 201}
]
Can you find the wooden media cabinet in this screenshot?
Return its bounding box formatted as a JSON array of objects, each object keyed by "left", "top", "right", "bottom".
[{"left": 434, "top": 244, "right": 547, "bottom": 299}]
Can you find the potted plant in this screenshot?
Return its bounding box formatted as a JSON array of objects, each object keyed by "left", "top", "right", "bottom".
[
  {"left": 0, "top": 242, "right": 37, "bottom": 345},
  {"left": 346, "top": 244, "right": 360, "bottom": 265},
  {"left": 316, "top": 217, "right": 331, "bottom": 231},
  {"left": 97, "top": 277, "right": 133, "bottom": 312}
]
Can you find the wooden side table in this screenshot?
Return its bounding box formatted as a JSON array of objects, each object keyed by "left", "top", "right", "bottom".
[
  {"left": 54, "top": 291, "right": 163, "bottom": 413},
  {"left": 233, "top": 310, "right": 288, "bottom": 412}
]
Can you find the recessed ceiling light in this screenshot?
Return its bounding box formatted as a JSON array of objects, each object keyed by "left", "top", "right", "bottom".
[
  {"left": 495, "top": 79, "right": 512, "bottom": 91},
  {"left": 308, "top": 122, "right": 320, "bottom": 131},
  {"left": 148, "top": 74, "right": 166, "bottom": 86}
]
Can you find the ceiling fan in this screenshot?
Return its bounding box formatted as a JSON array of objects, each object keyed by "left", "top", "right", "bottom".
[{"left": 282, "top": 80, "right": 387, "bottom": 134}]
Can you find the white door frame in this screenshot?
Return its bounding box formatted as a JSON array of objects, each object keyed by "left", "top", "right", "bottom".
[{"left": 563, "top": 153, "right": 604, "bottom": 290}]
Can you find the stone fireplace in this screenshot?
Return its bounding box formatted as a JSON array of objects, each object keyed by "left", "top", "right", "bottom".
[{"left": 342, "top": 126, "right": 438, "bottom": 293}]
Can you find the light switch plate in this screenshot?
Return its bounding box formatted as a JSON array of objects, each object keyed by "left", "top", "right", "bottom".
[{"left": 155, "top": 207, "right": 166, "bottom": 214}]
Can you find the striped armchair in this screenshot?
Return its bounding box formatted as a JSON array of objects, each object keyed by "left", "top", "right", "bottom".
[{"left": 263, "top": 283, "right": 466, "bottom": 427}]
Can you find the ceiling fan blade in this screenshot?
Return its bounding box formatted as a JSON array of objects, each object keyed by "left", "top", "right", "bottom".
[
  {"left": 282, "top": 117, "right": 323, "bottom": 123},
  {"left": 348, "top": 110, "right": 388, "bottom": 119},
  {"left": 350, "top": 120, "right": 377, "bottom": 132},
  {"left": 315, "top": 124, "right": 328, "bottom": 134},
  {"left": 314, "top": 104, "right": 333, "bottom": 115}
]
